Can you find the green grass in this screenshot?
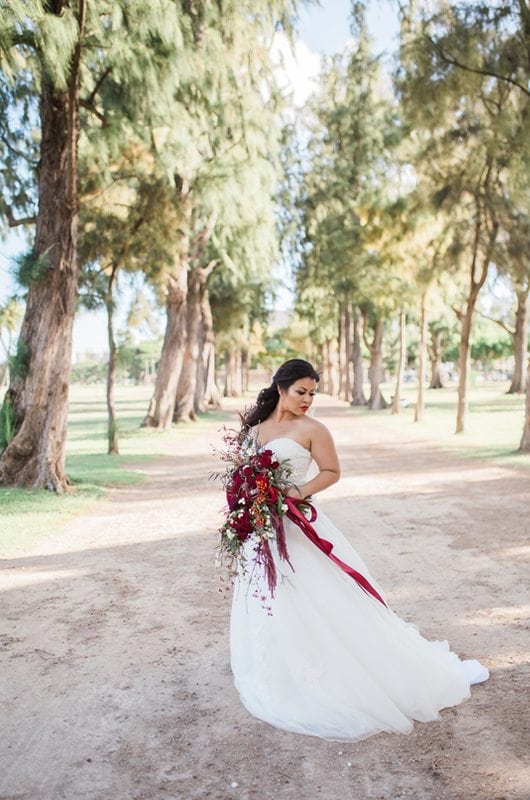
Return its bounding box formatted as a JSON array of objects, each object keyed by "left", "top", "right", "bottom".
[
  {"left": 0, "top": 384, "right": 229, "bottom": 554},
  {"left": 352, "top": 380, "right": 529, "bottom": 470}
]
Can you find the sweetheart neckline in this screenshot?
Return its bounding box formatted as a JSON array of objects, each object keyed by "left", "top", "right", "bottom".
[{"left": 259, "top": 436, "right": 311, "bottom": 455}]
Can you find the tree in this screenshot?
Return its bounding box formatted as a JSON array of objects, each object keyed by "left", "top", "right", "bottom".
[
  {"left": 0, "top": 0, "right": 87, "bottom": 489},
  {"left": 396, "top": 0, "right": 528, "bottom": 433},
  {"left": 413, "top": 0, "right": 530, "bottom": 442},
  {"left": 78, "top": 167, "right": 179, "bottom": 453},
  {"left": 294, "top": 27, "right": 399, "bottom": 409},
  {"left": 142, "top": 1, "right": 295, "bottom": 429},
  {"left": 480, "top": 212, "right": 530, "bottom": 395},
  {"left": 520, "top": 359, "right": 530, "bottom": 452},
  {"left": 0, "top": 1, "right": 185, "bottom": 489}
]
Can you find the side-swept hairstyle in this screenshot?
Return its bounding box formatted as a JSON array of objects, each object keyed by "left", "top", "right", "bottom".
[{"left": 242, "top": 358, "right": 320, "bottom": 430}]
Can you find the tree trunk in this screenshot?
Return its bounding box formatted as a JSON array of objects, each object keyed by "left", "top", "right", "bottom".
[
  {"left": 234, "top": 349, "right": 243, "bottom": 396},
  {"left": 223, "top": 351, "right": 230, "bottom": 397},
  {"left": 142, "top": 178, "right": 192, "bottom": 430},
  {"left": 224, "top": 350, "right": 239, "bottom": 397},
  {"left": 225, "top": 349, "right": 243, "bottom": 397},
  {"left": 173, "top": 212, "right": 219, "bottom": 422},
  {"left": 365, "top": 316, "right": 388, "bottom": 410},
  {"left": 241, "top": 348, "right": 250, "bottom": 394},
  {"left": 199, "top": 289, "right": 221, "bottom": 409},
  {"left": 455, "top": 212, "right": 498, "bottom": 434},
  {"left": 415, "top": 290, "right": 428, "bottom": 422},
  {"left": 391, "top": 310, "right": 406, "bottom": 415},
  {"left": 319, "top": 342, "right": 329, "bottom": 394},
  {"left": 428, "top": 330, "right": 444, "bottom": 389},
  {"left": 174, "top": 268, "right": 204, "bottom": 422},
  {"left": 508, "top": 286, "right": 529, "bottom": 394},
  {"left": 456, "top": 304, "right": 473, "bottom": 434},
  {"left": 142, "top": 272, "right": 187, "bottom": 429},
  {"left": 0, "top": 7, "right": 85, "bottom": 491},
  {"left": 193, "top": 289, "right": 208, "bottom": 415},
  {"left": 325, "top": 339, "right": 339, "bottom": 397},
  {"left": 519, "top": 358, "right": 530, "bottom": 452},
  {"left": 320, "top": 339, "right": 337, "bottom": 396},
  {"left": 106, "top": 265, "right": 119, "bottom": 454},
  {"left": 351, "top": 305, "right": 367, "bottom": 406},
  {"left": 338, "top": 301, "right": 352, "bottom": 401}
]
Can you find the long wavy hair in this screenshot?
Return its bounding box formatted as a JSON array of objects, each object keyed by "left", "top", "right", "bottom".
[{"left": 242, "top": 358, "right": 320, "bottom": 430}]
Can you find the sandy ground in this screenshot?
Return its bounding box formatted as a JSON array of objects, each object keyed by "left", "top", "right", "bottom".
[{"left": 1, "top": 395, "right": 529, "bottom": 800}]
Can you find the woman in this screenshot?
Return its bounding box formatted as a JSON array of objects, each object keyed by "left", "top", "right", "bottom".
[{"left": 230, "top": 358, "right": 489, "bottom": 742}]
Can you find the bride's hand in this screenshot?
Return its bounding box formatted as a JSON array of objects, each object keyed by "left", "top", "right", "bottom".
[{"left": 287, "top": 486, "right": 305, "bottom": 500}]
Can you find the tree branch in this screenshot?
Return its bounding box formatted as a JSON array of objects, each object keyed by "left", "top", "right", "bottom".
[
  {"left": 425, "top": 35, "right": 530, "bottom": 98},
  {"left": 476, "top": 308, "right": 515, "bottom": 337},
  {"left": 451, "top": 305, "right": 464, "bottom": 322},
  {"left": 2, "top": 204, "right": 36, "bottom": 227},
  {"left": 191, "top": 209, "right": 219, "bottom": 264},
  {"left": 84, "top": 66, "right": 112, "bottom": 107},
  {"left": 79, "top": 64, "right": 111, "bottom": 126},
  {"left": 0, "top": 126, "right": 38, "bottom": 166},
  {"left": 79, "top": 99, "right": 107, "bottom": 126},
  {"left": 361, "top": 311, "right": 373, "bottom": 352},
  {"left": 199, "top": 258, "right": 219, "bottom": 281}
]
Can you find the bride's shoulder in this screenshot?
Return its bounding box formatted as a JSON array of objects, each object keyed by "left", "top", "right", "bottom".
[{"left": 303, "top": 417, "right": 333, "bottom": 442}]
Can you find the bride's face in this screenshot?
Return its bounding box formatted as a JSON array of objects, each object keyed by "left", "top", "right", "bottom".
[{"left": 279, "top": 377, "right": 317, "bottom": 416}]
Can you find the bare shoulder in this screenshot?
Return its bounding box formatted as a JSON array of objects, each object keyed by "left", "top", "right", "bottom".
[
  {"left": 305, "top": 417, "right": 340, "bottom": 471},
  {"left": 304, "top": 417, "right": 334, "bottom": 446}
]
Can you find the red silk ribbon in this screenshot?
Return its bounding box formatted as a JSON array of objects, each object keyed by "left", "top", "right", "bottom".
[{"left": 285, "top": 497, "right": 388, "bottom": 608}]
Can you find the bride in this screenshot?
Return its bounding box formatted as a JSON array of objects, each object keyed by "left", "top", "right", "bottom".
[{"left": 229, "top": 358, "right": 489, "bottom": 742}]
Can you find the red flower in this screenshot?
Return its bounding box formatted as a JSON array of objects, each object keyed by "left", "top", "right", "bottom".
[
  {"left": 266, "top": 485, "right": 279, "bottom": 503},
  {"left": 258, "top": 449, "right": 274, "bottom": 468},
  {"left": 233, "top": 509, "right": 252, "bottom": 540}
]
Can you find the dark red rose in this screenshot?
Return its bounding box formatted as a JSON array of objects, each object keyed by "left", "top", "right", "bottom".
[
  {"left": 258, "top": 449, "right": 274, "bottom": 468},
  {"left": 233, "top": 509, "right": 252, "bottom": 540},
  {"left": 266, "top": 485, "right": 279, "bottom": 503}
]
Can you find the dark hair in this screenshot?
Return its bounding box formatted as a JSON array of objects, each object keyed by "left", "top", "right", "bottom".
[{"left": 242, "top": 359, "right": 320, "bottom": 430}]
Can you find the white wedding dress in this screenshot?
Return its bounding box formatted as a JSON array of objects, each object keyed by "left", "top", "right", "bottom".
[{"left": 230, "top": 437, "right": 489, "bottom": 742}]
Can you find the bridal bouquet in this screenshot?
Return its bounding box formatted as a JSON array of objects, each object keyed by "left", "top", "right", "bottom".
[
  {"left": 213, "top": 429, "right": 389, "bottom": 612},
  {"left": 213, "top": 428, "right": 296, "bottom": 600}
]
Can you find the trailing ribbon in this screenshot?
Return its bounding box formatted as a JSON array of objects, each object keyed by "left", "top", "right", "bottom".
[{"left": 285, "top": 497, "right": 388, "bottom": 608}]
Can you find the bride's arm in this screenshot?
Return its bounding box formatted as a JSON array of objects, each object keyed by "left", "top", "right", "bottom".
[{"left": 289, "top": 424, "right": 341, "bottom": 499}]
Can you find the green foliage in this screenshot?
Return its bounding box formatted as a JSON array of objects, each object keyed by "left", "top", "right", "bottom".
[
  {"left": 292, "top": 18, "right": 406, "bottom": 348},
  {"left": 261, "top": 329, "right": 301, "bottom": 370},
  {"left": 443, "top": 317, "right": 513, "bottom": 365},
  {"left": 9, "top": 337, "right": 29, "bottom": 379},
  {"left": 70, "top": 339, "right": 162, "bottom": 385},
  {"left": 397, "top": 0, "right": 530, "bottom": 289},
  {"left": 70, "top": 359, "right": 107, "bottom": 385},
  {"left": 0, "top": 398, "right": 16, "bottom": 451},
  {"left": 12, "top": 249, "right": 49, "bottom": 288},
  {"left": 116, "top": 339, "right": 161, "bottom": 384}
]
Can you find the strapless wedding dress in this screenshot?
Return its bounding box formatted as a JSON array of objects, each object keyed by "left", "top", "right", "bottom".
[{"left": 230, "top": 437, "right": 489, "bottom": 742}]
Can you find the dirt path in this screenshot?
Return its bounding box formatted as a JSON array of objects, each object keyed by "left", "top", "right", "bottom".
[{"left": 1, "top": 396, "right": 529, "bottom": 800}]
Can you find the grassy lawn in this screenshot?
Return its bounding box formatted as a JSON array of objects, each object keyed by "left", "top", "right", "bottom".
[
  {"left": 0, "top": 383, "right": 228, "bottom": 554},
  {"left": 351, "top": 379, "right": 530, "bottom": 471}
]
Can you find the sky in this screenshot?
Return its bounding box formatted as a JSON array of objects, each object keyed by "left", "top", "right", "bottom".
[{"left": 0, "top": 1, "right": 399, "bottom": 356}]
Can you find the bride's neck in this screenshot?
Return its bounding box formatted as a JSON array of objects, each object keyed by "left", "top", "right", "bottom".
[{"left": 271, "top": 407, "right": 296, "bottom": 424}]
